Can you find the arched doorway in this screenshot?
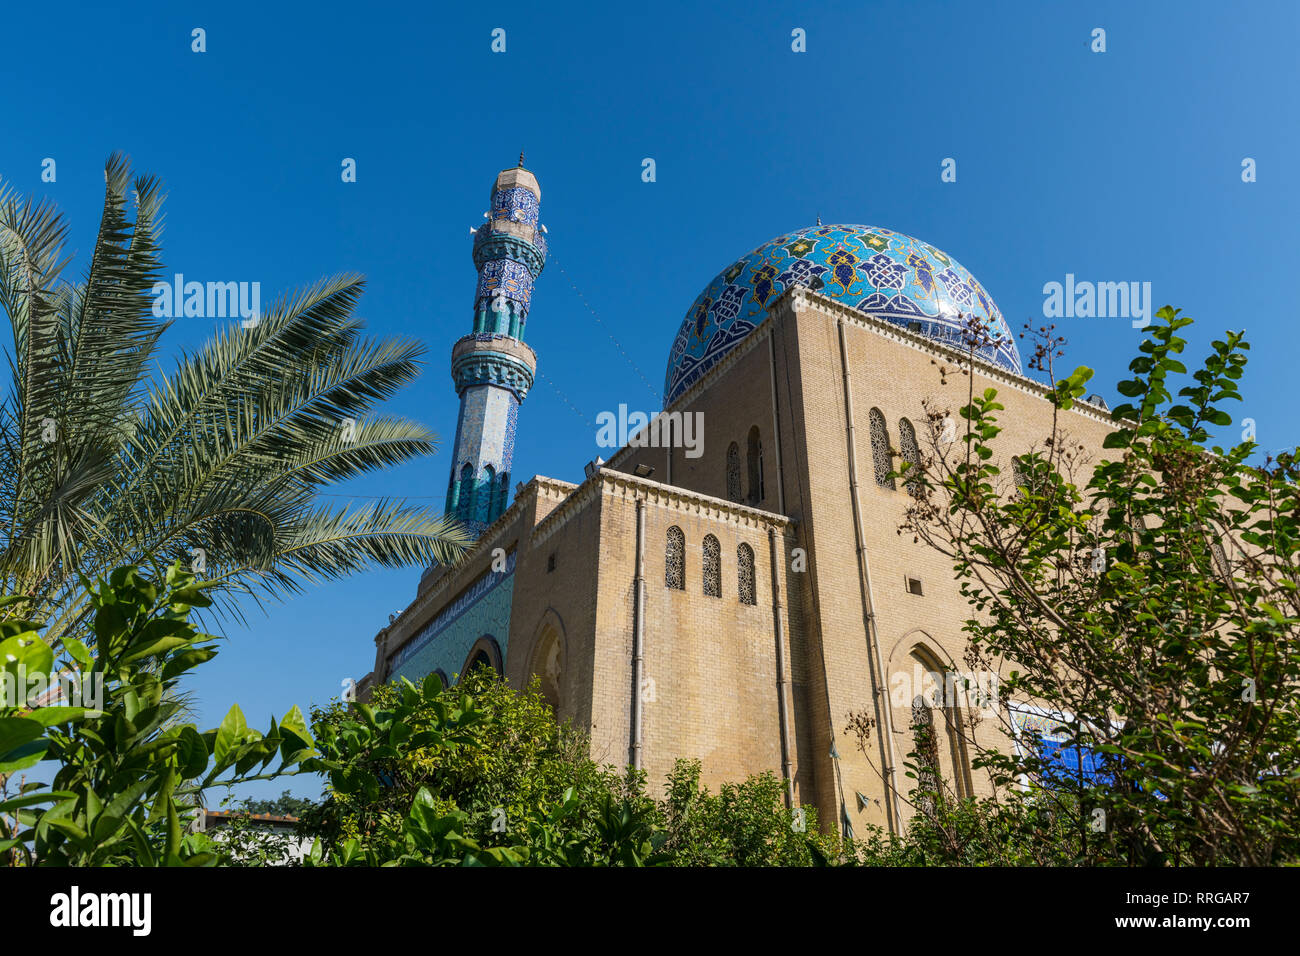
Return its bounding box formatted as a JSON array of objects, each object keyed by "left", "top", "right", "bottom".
[
  {"left": 459, "top": 635, "right": 502, "bottom": 680},
  {"left": 905, "top": 645, "right": 974, "bottom": 805},
  {"left": 529, "top": 619, "right": 565, "bottom": 712}
]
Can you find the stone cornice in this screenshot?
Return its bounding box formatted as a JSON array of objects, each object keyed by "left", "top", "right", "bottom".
[
  {"left": 784, "top": 286, "right": 1117, "bottom": 426},
  {"left": 530, "top": 467, "right": 793, "bottom": 548},
  {"left": 600, "top": 469, "right": 795, "bottom": 529},
  {"left": 533, "top": 474, "right": 580, "bottom": 504},
  {"left": 615, "top": 274, "right": 1117, "bottom": 474},
  {"left": 528, "top": 476, "right": 603, "bottom": 549}
]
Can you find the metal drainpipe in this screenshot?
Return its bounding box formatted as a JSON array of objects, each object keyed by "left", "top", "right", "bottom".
[
  {"left": 666, "top": 417, "right": 672, "bottom": 486},
  {"left": 630, "top": 497, "right": 647, "bottom": 771},
  {"left": 768, "top": 525, "right": 796, "bottom": 808},
  {"left": 768, "top": 332, "right": 786, "bottom": 514},
  {"left": 836, "top": 317, "right": 904, "bottom": 835}
]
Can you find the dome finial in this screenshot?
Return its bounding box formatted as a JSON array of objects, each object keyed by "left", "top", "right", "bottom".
[
  {"left": 518, "top": 148, "right": 526, "bottom": 168},
  {"left": 816, "top": 214, "right": 822, "bottom": 226}
]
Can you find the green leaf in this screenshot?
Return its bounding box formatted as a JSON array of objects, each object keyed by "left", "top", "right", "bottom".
[
  {"left": 0, "top": 789, "right": 75, "bottom": 813},
  {"left": 278, "top": 705, "right": 314, "bottom": 761},
  {"left": 160, "top": 647, "right": 218, "bottom": 681},
  {"left": 62, "top": 639, "right": 93, "bottom": 671},
  {"left": 92, "top": 779, "right": 151, "bottom": 844},
  {"left": 280, "top": 704, "right": 310, "bottom": 740},
  {"left": 0, "top": 716, "right": 45, "bottom": 762},
  {"left": 122, "top": 635, "right": 193, "bottom": 664},
  {"left": 214, "top": 704, "right": 249, "bottom": 764},
  {"left": 0, "top": 633, "right": 54, "bottom": 686},
  {"left": 177, "top": 726, "right": 210, "bottom": 779},
  {"left": 23, "top": 706, "right": 87, "bottom": 728}
]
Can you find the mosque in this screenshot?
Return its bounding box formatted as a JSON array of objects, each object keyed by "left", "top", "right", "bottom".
[{"left": 356, "top": 160, "right": 1116, "bottom": 835}]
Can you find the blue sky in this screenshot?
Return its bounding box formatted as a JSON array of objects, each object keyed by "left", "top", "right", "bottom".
[{"left": 3, "top": 0, "right": 1296, "bottom": 801}]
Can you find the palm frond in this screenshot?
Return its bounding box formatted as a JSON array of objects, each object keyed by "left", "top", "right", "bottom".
[{"left": 0, "top": 157, "right": 470, "bottom": 642}]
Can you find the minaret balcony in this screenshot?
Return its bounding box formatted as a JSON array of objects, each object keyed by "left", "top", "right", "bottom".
[
  {"left": 472, "top": 227, "right": 546, "bottom": 275},
  {"left": 450, "top": 333, "right": 538, "bottom": 399}
]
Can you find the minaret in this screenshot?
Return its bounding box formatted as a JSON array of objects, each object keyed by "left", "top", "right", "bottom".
[{"left": 444, "top": 158, "right": 546, "bottom": 535}]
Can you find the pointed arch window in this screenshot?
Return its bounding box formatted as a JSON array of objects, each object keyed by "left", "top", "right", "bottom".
[
  {"left": 907, "top": 647, "right": 974, "bottom": 805},
  {"left": 726, "top": 442, "right": 742, "bottom": 503},
  {"left": 446, "top": 471, "right": 461, "bottom": 514},
  {"left": 530, "top": 623, "right": 564, "bottom": 713},
  {"left": 1011, "top": 455, "right": 1029, "bottom": 497},
  {"left": 703, "top": 534, "right": 721, "bottom": 597},
  {"left": 898, "top": 418, "right": 921, "bottom": 496},
  {"left": 495, "top": 471, "right": 511, "bottom": 519},
  {"left": 475, "top": 465, "right": 496, "bottom": 524},
  {"left": 746, "top": 426, "right": 765, "bottom": 504},
  {"left": 910, "top": 695, "right": 941, "bottom": 818},
  {"left": 869, "top": 409, "right": 894, "bottom": 489},
  {"left": 457, "top": 463, "right": 475, "bottom": 521},
  {"left": 1211, "top": 540, "right": 1232, "bottom": 581},
  {"left": 737, "top": 542, "right": 756, "bottom": 605},
  {"left": 665, "top": 526, "right": 685, "bottom": 590}
]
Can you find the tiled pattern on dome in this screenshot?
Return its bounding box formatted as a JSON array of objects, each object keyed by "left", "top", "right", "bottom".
[{"left": 664, "top": 224, "right": 1022, "bottom": 404}]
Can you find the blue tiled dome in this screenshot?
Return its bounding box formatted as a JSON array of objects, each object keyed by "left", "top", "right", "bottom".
[{"left": 664, "top": 224, "right": 1022, "bottom": 404}]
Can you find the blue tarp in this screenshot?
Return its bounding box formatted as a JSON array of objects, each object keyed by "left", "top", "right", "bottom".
[{"left": 1033, "top": 735, "right": 1111, "bottom": 787}]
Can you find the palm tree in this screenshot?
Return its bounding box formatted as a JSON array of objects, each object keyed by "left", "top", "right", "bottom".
[{"left": 0, "top": 154, "right": 471, "bottom": 644}]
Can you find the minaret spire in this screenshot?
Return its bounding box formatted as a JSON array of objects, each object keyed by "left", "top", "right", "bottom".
[{"left": 444, "top": 164, "right": 547, "bottom": 534}]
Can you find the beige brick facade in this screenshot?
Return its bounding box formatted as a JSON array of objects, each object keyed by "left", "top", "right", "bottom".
[{"left": 362, "top": 286, "right": 1117, "bottom": 838}]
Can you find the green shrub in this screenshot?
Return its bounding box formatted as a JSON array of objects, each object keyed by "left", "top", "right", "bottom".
[{"left": 0, "top": 564, "right": 313, "bottom": 866}]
